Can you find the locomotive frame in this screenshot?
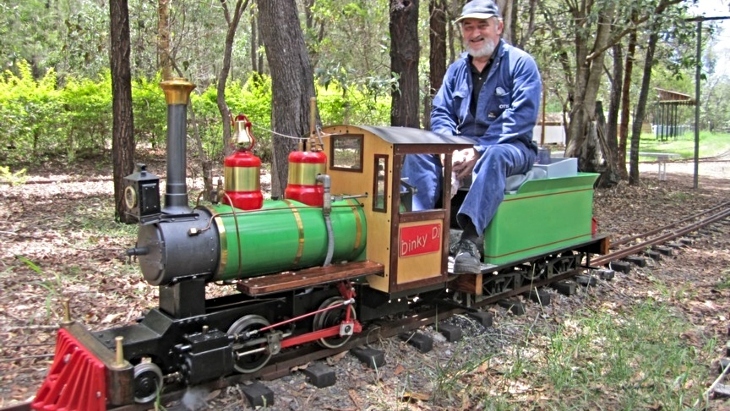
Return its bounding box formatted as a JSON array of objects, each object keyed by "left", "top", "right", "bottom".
[{"left": 31, "top": 79, "right": 609, "bottom": 411}]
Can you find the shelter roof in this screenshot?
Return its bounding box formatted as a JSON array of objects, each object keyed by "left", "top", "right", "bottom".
[{"left": 655, "top": 88, "right": 696, "bottom": 105}]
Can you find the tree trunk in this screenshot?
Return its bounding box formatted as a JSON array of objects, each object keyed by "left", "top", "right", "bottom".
[
  {"left": 158, "top": 0, "right": 172, "bottom": 80},
  {"left": 629, "top": 28, "right": 660, "bottom": 185},
  {"left": 250, "top": 8, "right": 258, "bottom": 74},
  {"left": 110, "top": 0, "right": 136, "bottom": 223},
  {"left": 258, "top": 0, "right": 318, "bottom": 198},
  {"left": 618, "top": 24, "right": 637, "bottom": 180},
  {"left": 516, "top": 0, "right": 538, "bottom": 49},
  {"left": 390, "top": 0, "right": 420, "bottom": 128},
  {"left": 606, "top": 42, "right": 623, "bottom": 179},
  {"left": 303, "top": 0, "right": 326, "bottom": 69},
  {"left": 495, "top": 0, "right": 513, "bottom": 44},
  {"left": 216, "top": 0, "right": 249, "bottom": 156},
  {"left": 565, "top": 2, "right": 614, "bottom": 174},
  {"left": 425, "top": 0, "right": 447, "bottom": 130},
  {"left": 594, "top": 102, "right": 620, "bottom": 187}
]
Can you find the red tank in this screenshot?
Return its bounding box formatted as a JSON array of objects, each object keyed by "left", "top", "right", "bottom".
[
  {"left": 285, "top": 150, "right": 327, "bottom": 207},
  {"left": 223, "top": 150, "right": 263, "bottom": 210},
  {"left": 223, "top": 114, "right": 263, "bottom": 210}
]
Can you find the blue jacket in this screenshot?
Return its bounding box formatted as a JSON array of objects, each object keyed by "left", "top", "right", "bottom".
[{"left": 430, "top": 39, "right": 541, "bottom": 154}]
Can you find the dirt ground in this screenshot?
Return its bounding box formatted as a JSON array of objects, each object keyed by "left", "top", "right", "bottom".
[{"left": 1, "top": 156, "right": 729, "bottom": 410}]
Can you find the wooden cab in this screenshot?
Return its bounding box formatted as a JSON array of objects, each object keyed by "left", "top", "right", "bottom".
[{"left": 321, "top": 125, "right": 472, "bottom": 297}]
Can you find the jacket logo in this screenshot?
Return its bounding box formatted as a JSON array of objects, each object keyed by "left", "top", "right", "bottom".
[
  {"left": 495, "top": 87, "right": 507, "bottom": 96},
  {"left": 499, "top": 104, "right": 509, "bottom": 109}
]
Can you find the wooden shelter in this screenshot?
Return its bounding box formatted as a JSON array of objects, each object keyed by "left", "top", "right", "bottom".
[{"left": 653, "top": 88, "right": 696, "bottom": 141}]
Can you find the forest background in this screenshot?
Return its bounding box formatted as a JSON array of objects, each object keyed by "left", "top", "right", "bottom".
[{"left": 1, "top": 0, "right": 729, "bottom": 213}]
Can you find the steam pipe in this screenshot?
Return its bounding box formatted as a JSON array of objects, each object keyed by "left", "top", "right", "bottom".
[
  {"left": 316, "top": 174, "right": 334, "bottom": 266},
  {"left": 160, "top": 78, "right": 196, "bottom": 215}
]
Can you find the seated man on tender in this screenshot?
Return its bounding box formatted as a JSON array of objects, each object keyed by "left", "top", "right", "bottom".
[{"left": 402, "top": 0, "right": 541, "bottom": 274}]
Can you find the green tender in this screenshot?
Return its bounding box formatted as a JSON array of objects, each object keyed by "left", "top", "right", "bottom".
[{"left": 482, "top": 172, "right": 599, "bottom": 265}]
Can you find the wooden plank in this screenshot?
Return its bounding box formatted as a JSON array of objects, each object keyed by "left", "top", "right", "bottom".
[
  {"left": 450, "top": 273, "right": 483, "bottom": 295},
  {"left": 237, "top": 260, "right": 384, "bottom": 296}
]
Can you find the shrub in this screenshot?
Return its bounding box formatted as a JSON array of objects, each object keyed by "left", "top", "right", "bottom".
[
  {"left": 0, "top": 65, "right": 393, "bottom": 168},
  {"left": 0, "top": 61, "right": 63, "bottom": 165},
  {"left": 132, "top": 75, "right": 167, "bottom": 149},
  {"left": 61, "top": 72, "right": 112, "bottom": 160}
]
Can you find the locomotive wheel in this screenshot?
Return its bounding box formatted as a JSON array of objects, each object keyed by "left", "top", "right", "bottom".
[
  {"left": 133, "top": 362, "right": 163, "bottom": 403},
  {"left": 524, "top": 257, "right": 549, "bottom": 282},
  {"left": 312, "top": 297, "right": 356, "bottom": 349},
  {"left": 227, "top": 315, "right": 272, "bottom": 374},
  {"left": 549, "top": 251, "right": 578, "bottom": 277}
]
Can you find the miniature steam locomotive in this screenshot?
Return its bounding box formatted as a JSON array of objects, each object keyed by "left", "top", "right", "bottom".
[{"left": 31, "top": 79, "right": 608, "bottom": 411}]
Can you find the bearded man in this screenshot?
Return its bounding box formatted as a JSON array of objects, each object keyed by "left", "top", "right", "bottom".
[{"left": 402, "top": 0, "right": 542, "bottom": 274}]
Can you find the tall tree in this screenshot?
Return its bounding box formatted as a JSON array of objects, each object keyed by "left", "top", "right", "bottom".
[
  {"left": 548, "top": 0, "right": 684, "bottom": 186},
  {"left": 495, "top": 0, "right": 514, "bottom": 44},
  {"left": 625, "top": 1, "right": 688, "bottom": 184},
  {"left": 110, "top": 0, "right": 136, "bottom": 223},
  {"left": 258, "top": 0, "right": 318, "bottom": 198},
  {"left": 629, "top": 24, "right": 661, "bottom": 185},
  {"left": 158, "top": 0, "right": 172, "bottom": 80},
  {"left": 606, "top": 41, "right": 625, "bottom": 179},
  {"left": 618, "top": 15, "right": 638, "bottom": 180},
  {"left": 303, "top": 0, "right": 327, "bottom": 69},
  {"left": 250, "top": 5, "right": 264, "bottom": 76},
  {"left": 217, "top": 0, "right": 250, "bottom": 153},
  {"left": 514, "top": 0, "right": 538, "bottom": 50},
  {"left": 390, "top": 0, "right": 420, "bottom": 127},
  {"left": 563, "top": 0, "right": 617, "bottom": 185},
  {"left": 426, "top": 0, "right": 447, "bottom": 130}
]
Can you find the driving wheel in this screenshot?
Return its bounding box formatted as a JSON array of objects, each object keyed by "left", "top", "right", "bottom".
[
  {"left": 227, "top": 314, "right": 272, "bottom": 373},
  {"left": 312, "top": 297, "right": 356, "bottom": 349}
]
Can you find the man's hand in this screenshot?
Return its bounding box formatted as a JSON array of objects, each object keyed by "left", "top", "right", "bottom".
[{"left": 452, "top": 148, "right": 479, "bottom": 180}]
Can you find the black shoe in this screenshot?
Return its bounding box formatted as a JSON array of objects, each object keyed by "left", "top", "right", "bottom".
[{"left": 449, "top": 239, "right": 482, "bottom": 274}]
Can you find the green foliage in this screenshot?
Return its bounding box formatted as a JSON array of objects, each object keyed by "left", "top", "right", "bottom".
[
  {"left": 0, "top": 60, "right": 115, "bottom": 165},
  {"left": 307, "top": 0, "right": 391, "bottom": 95},
  {"left": 56, "top": 2, "right": 110, "bottom": 80},
  {"left": 0, "top": 1, "right": 63, "bottom": 77},
  {"left": 0, "top": 64, "right": 394, "bottom": 167},
  {"left": 133, "top": 75, "right": 168, "bottom": 148},
  {"left": 0, "top": 1, "right": 108, "bottom": 81},
  {"left": 0, "top": 165, "right": 28, "bottom": 186},
  {"left": 61, "top": 73, "right": 113, "bottom": 161},
  {"left": 0, "top": 61, "right": 63, "bottom": 165},
  {"left": 317, "top": 80, "right": 391, "bottom": 126}
]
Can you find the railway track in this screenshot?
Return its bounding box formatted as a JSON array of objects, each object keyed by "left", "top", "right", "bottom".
[
  {"left": 4, "top": 202, "right": 729, "bottom": 411},
  {"left": 595, "top": 200, "right": 730, "bottom": 267}
]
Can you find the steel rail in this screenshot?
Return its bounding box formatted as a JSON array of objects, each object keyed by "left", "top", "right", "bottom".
[
  {"left": 610, "top": 201, "right": 730, "bottom": 247},
  {"left": 594, "top": 207, "right": 730, "bottom": 267}
]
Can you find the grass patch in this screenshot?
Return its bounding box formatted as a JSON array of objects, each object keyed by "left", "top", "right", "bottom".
[
  {"left": 638, "top": 131, "right": 730, "bottom": 159},
  {"left": 544, "top": 300, "right": 714, "bottom": 409},
  {"left": 437, "top": 300, "right": 715, "bottom": 410},
  {"left": 716, "top": 270, "right": 730, "bottom": 290}
]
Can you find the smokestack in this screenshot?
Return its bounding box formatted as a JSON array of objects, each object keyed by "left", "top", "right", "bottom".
[{"left": 159, "top": 78, "right": 196, "bottom": 214}]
